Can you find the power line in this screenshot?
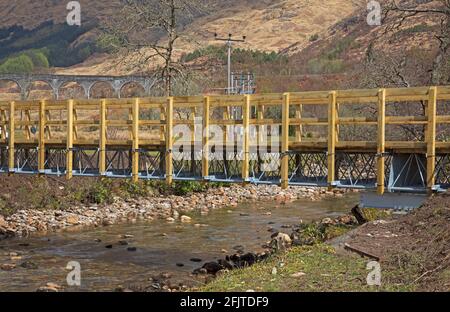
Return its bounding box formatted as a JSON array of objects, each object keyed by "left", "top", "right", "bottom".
[{"left": 214, "top": 33, "right": 246, "bottom": 95}]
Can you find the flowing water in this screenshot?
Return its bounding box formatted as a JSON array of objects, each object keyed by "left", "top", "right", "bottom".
[{"left": 0, "top": 194, "right": 359, "bottom": 292}]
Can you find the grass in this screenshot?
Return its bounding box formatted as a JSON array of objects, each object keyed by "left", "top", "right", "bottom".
[{"left": 201, "top": 245, "right": 416, "bottom": 292}]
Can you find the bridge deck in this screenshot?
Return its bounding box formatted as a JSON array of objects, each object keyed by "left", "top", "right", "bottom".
[{"left": 1, "top": 85, "right": 450, "bottom": 194}]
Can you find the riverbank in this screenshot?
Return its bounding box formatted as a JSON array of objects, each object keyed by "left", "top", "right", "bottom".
[
  {"left": 200, "top": 194, "right": 450, "bottom": 292},
  {"left": 0, "top": 175, "right": 349, "bottom": 238}
]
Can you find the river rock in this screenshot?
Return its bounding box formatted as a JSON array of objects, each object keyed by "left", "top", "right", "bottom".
[
  {"left": 239, "top": 253, "right": 257, "bottom": 266},
  {"left": 217, "top": 259, "right": 233, "bottom": 270},
  {"left": 102, "top": 219, "right": 114, "bottom": 226},
  {"left": 337, "top": 215, "right": 356, "bottom": 225},
  {"left": 270, "top": 232, "right": 292, "bottom": 251},
  {"left": 20, "top": 261, "right": 39, "bottom": 269},
  {"left": 66, "top": 215, "right": 79, "bottom": 225},
  {"left": 321, "top": 218, "right": 333, "bottom": 225},
  {"left": 36, "top": 283, "right": 60, "bottom": 292},
  {"left": 192, "top": 268, "right": 208, "bottom": 275},
  {"left": 1, "top": 263, "right": 16, "bottom": 271},
  {"left": 180, "top": 216, "right": 192, "bottom": 223},
  {"left": 202, "top": 262, "right": 223, "bottom": 275},
  {"left": 0, "top": 215, "right": 7, "bottom": 228}
]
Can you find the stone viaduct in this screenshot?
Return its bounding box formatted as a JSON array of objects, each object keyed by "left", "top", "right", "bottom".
[{"left": 0, "top": 74, "right": 158, "bottom": 100}]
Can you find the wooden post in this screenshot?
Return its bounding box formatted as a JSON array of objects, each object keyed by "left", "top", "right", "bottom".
[
  {"left": 202, "top": 96, "right": 210, "bottom": 179},
  {"left": 8, "top": 101, "right": 15, "bottom": 174},
  {"left": 257, "top": 104, "right": 264, "bottom": 172},
  {"left": 132, "top": 98, "right": 140, "bottom": 182},
  {"left": 165, "top": 97, "right": 174, "bottom": 185},
  {"left": 281, "top": 93, "right": 290, "bottom": 189},
  {"left": 190, "top": 107, "right": 197, "bottom": 175},
  {"left": 38, "top": 100, "right": 46, "bottom": 173},
  {"left": 242, "top": 95, "right": 251, "bottom": 182},
  {"left": 25, "top": 109, "right": 31, "bottom": 140},
  {"left": 377, "top": 89, "right": 386, "bottom": 195},
  {"left": 99, "top": 99, "right": 107, "bottom": 176},
  {"left": 327, "top": 91, "right": 337, "bottom": 188},
  {"left": 295, "top": 104, "right": 303, "bottom": 142},
  {"left": 73, "top": 108, "right": 79, "bottom": 141},
  {"left": 427, "top": 86, "right": 437, "bottom": 191},
  {"left": 223, "top": 106, "right": 230, "bottom": 176},
  {"left": 66, "top": 99, "right": 74, "bottom": 180},
  {"left": 160, "top": 106, "right": 166, "bottom": 142}
]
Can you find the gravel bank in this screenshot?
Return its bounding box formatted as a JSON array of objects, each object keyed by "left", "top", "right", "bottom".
[{"left": 0, "top": 184, "right": 349, "bottom": 238}]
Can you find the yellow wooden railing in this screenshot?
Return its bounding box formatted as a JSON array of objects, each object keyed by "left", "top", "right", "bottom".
[{"left": 0, "top": 85, "right": 449, "bottom": 194}]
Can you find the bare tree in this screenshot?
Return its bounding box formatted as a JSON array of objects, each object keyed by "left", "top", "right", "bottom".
[
  {"left": 384, "top": 0, "right": 450, "bottom": 85},
  {"left": 98, "top": 0, "right": 206, "bottom": 96},
  {"left": 353, "top": 1, "right": 450, "bottom": 141}
]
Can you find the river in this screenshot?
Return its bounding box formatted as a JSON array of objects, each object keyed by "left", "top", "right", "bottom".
[{"left": 0, "top": 194, "right": 359, "bottom": 292}]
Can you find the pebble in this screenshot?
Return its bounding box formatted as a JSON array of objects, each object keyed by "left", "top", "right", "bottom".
[
  {"left": 180, "top": 216, "right": 192, "bottom": 223},
  {"left": 20, "top": 261, "right": 39, "bottom": 269},
  {"left": 127, "top": 247, "right": 137, "bottom": 252},
  {"left": 190, "top": 258, "right": 202, "bottom": 263},
  {"left": 1, "top": 263, "right": 16, "bottom": 271}
]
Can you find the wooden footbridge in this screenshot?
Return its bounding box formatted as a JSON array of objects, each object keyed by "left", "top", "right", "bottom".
[{"left": 1, "top": 86, "right": 450, "bottom": 199}]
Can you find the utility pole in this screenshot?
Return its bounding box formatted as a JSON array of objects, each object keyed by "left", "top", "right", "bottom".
[{"left": 214, "top": 33, "right": 246, "bottom": 94}]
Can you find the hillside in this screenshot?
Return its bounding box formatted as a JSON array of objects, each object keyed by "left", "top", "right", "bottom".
[
  {"left": 0, "top": 0, "right": 364, "bottom": 75},
  {"left": 0, "top": 0, "right": 448, "bottom": 92},
  {"left": 284, "top": 0, "right": 447, "bottom": 89}
]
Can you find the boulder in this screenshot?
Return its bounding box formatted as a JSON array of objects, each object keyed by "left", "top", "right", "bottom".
[
  {"left": 202, "top": 262, "right": 223, "bottom": 275},
  {"left": 270, "top": 232, "right": 292, "bottom": 252}
]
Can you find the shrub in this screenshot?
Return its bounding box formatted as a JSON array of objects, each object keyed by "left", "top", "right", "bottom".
[
  {"left": 0, "top": 54, "right": 34, "bottom": 73},
  {"left": 85, "top": 179, "right": 112, "bottom": 204},
  {"left": 309, "top": 34, "right": 319, "bottom": 42},
  {"left": 24, "top": 50, "right": 49, "bottom": 68},
  {"left": 120, "top": 180, "right": 151, "bottom": 198},
  {"left": 172, "top": 181, "right": 206, "bottom": 196},
  {"left": 401, "top": 23, "right": 432, "bottom": 34},
  {"left": 307, "top": 58, "right": 344, "bottom": 74}
]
